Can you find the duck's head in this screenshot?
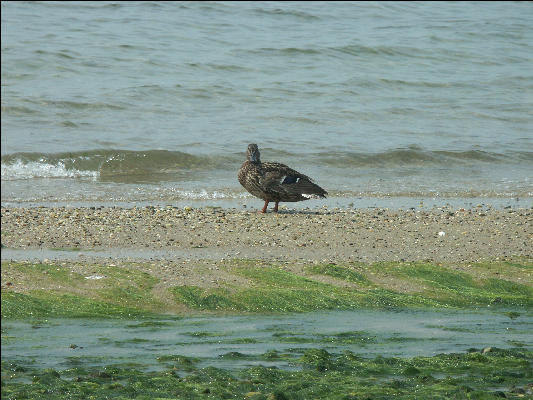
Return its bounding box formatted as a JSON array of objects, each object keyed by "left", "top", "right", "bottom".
[{"left": 247, "top": 143, "right": 261, "bottom": 163}]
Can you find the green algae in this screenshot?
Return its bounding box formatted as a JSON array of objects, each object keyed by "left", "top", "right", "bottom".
[
  {"left": 307, "top": 263, "right": 373, "bottom": 286},
  {"left": 184, "top": 330, "right": 233, "bottom": 337},
  {"left": 506, "top": 311, "right": 521, "bottom": 319},
  {"left": 156, "top": 355, "right": 199, "bottom": 372},
  {"left": 2, "top": 348, "right": 531, "bottom": 399},
  {"left": 1, "top": 261, "right": 158, "bottom": 291},
  {"left": 319, "top": 331, "right": 377, "bottom": 345},
  {"left": 2, "top": 259, "right": 532, "bottom": 318},
  {"left": 170, "top": 279, "right": 449, "bottom": 314},
  {"left": 392, "top": 262, "right": 533, "bottom": 307},
  {"left": 97, "top": 286, "right": 164, "bottom": 314},
  {"left": 270, "top": 331, "right": 378, "bottom": 345},
  {"left": 424, "top": 324, "right": 476, "bottom": 333},
  {"left": 1, "top": 291, "right": 152, "bottom": 319},
  {"left": 170, "top": 264, "right": 445, "bottom": 313},
  {"left": 1, "top": 261, "right": 161, "bottom": 319},
  {"left": 125, "top": 320, "right": 177, "bottom": 329}
]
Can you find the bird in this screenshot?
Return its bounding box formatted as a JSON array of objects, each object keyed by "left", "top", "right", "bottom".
[{"left": 238, "top": 143, "right": 327, "bottom": 213}]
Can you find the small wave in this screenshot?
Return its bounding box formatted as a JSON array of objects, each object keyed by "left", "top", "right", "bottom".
[
  {"left": 24, "top": 99, "right": 126, "bottom": 111},
  {"left": 329, "top": 44, "right": 416, "bottom": 58},
  {"left": 33, "top": 49, "right": 76, "bottom": 59},
  {"left": 1, "top": 159, "right": 97, "bottom": 180},
  {"left": 248, "top": 47, "right": 322, "bottom": 56},
  {"left": 185, "top": 62, "right": 252, "bottom": 72},
  {"left": 378, "top": 78, "right": 453, "bottom": 89},
  {"left": 312, "top": 148, "right": 530, "bottom": 168},
  {"left": 1, "top": 105, "right": 42, "bottom": 116},
  {"left": 252, "top": 7, "right": 320, "bottom": 20}
]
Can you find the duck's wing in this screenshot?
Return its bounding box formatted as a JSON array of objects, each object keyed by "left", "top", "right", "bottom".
[
  {"left": 261, "top": 162, "right": 327, "bottom": 199},
  {"left": 261, "top": 162, "right": 313, "bottom": 182}
]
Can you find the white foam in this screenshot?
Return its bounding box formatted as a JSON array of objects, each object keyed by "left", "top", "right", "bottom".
[
  {"left": 302, "top": 193, "right": 320, "bottom": 199},
  {"left": 173, "top": 189, "right": 251, "bottom": 200},
  {"left": 1, "top": 160, "right": 98, "bottom": 180}
]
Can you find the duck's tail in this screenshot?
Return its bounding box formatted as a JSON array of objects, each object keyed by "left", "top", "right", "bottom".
[{"left": 287, "top": 178, "right": 327, "bottom": 200}]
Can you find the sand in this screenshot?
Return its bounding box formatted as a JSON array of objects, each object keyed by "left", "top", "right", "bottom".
[{"left": 1, "top": 206, "right": 531, "bottom": 264}]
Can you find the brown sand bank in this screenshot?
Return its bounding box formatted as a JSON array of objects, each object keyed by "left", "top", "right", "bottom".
[{"left": 1, "top": 206, "right": 531, "bottom": 263}]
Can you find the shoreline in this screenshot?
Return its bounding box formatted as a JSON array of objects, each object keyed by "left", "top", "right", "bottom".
[{"left": 2, "top": 194, "right": 532, "bottom": 212}]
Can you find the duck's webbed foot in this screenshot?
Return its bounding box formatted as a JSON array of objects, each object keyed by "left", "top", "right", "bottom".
[
  {"left": 273, "top": 202, "right": 279, "bottom": 212},
  {"left": 261, "top": 200, "right": 269, "bottom": 213}
]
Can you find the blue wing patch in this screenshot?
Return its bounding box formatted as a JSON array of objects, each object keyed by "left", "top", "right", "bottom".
[{"left": 281, "top": 175, "right": 299, "bottom": 185}]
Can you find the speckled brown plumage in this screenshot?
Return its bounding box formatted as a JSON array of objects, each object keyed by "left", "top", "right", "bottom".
[{"left": 238, "top": 144, "right": 327, "bottom": 213}]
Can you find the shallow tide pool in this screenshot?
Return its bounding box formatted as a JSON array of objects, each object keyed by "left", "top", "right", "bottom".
[{"left": 2, "top": 308, "right": 531, "bottom": 373}]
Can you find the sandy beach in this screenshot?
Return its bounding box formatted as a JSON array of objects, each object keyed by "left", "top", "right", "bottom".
[{"left": 2, "top": 206, "right": 531, "bottom": 264}]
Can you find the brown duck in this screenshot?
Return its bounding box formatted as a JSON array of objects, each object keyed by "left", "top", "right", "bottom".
[{"left": 238, "top": 143, "right": 327, "bottom": 213}]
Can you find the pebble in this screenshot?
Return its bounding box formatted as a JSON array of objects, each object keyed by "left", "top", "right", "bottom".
[{"left": 1, "top": 206, "right": 531, "bottom": 264}]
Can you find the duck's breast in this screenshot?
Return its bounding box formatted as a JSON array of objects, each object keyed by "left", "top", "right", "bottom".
[{"left": 238, "top": 161, "right": 268, "bottom": 200}]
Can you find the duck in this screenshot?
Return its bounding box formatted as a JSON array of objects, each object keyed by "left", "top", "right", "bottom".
[{"left": 238, "top": 143, "right": 327, "bottom": 213}]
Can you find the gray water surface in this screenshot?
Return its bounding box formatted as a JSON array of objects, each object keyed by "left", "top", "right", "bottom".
[
  {"left": 2, "top": 309, "right": 532, "bottom": 373},
  {"left": 2, "top": 2, "right": 532, "bottom": 204}
]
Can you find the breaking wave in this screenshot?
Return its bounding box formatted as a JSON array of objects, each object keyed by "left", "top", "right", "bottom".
[
  {"left": 1, "top": 149, "right": 236, "bottom": 181},
  {"left": 2, "top": 147, "right": 531, "bottom": 182}
]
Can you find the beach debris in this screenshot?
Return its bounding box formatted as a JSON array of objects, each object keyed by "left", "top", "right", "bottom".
[
  {"left": 438, "top": 231, "right": 446, "bottom": 237},
  {"left": 84, "top": 275, "right": 105, "bottom": 280}
]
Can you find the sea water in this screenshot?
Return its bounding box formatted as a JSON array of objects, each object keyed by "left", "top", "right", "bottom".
[
  {"left": 2, "top": 2, "right": 532, "bottom": 208},
  {"left": 2, "top": 309, "right": 532, "bottom": 373}
]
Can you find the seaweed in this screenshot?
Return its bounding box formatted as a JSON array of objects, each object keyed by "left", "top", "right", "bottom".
[{"left": 2, "top": 348, "right": 531, "bottom": 399}]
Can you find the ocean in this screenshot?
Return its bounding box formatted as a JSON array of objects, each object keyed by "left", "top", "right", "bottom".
[{"left": 2, "top": 1, "right": 532, "bottom": 209}]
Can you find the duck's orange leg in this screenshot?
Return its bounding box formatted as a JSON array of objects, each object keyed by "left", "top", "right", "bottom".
[
  {"left": 261, "top": 200, "right": 269, "bottom": 213},
  {"left": 273, "top": 202, "right": 279, "bottom": 212}
]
